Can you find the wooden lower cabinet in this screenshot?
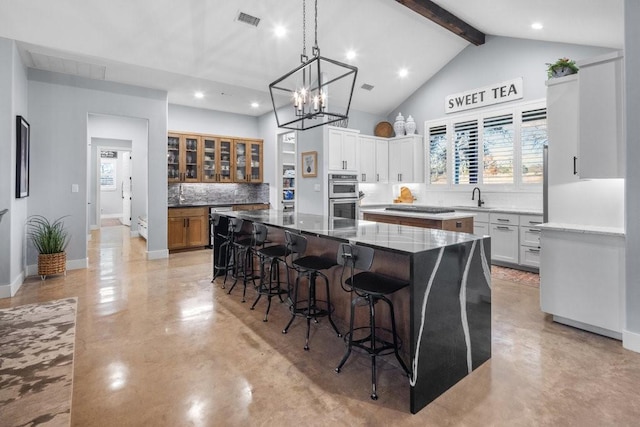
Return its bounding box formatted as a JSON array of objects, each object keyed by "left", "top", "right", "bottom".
[
  {"left": 168, "top": 207, "right": 208, "bottom": 251},
  {"left": 363, "top": 212, "right": 474, "bottom": 234}
]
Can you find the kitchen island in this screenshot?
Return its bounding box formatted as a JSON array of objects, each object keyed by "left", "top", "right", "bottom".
[
  {"left": 215, "top": 210, "right": 491, "bottom": 414},
  {"left": 362, "top": 206, "right": 475, "bottom": 233}
]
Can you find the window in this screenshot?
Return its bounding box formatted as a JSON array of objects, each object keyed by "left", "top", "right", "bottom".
[
  {"left": 521, "top": 108, "right": 547, "bottom": 184},
  {"left": 425, "top": 101, "right": 546, "bottom": 189},
  {"left": 453, "top": 120, "right": 479, "bottom": 184},
  {"left": 483, "top": 114, "right": 514, "bottom": 184},
  {"left": 428, "top": 125, "right": 447, "bottom": 184}
]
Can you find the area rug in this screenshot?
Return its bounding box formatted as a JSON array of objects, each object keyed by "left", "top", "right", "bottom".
[{"left": 0, "top": 298, "right": 77, "bottom": 427}]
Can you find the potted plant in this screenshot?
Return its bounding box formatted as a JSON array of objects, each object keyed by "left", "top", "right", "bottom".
[
  {"left": 547, "top": 57, "right": 579, "bottom": 79},
  {"left": 27, "top": 215, "right": 70, "bottom": 280}
]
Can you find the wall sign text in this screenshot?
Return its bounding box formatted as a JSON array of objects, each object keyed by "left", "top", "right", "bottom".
[{"left": 445, "top": 77, "right": 523, "bottom": 114}]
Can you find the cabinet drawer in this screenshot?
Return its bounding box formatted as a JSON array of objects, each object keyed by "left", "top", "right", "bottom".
[
  {"left": 520, "top": 226, "right": 541, "bottom": 247},
  {"left": 520, "top": 246, "right": 541, "bottom": 268},
  {"left": 489, "top": 212, "right": 519, "bottom": 226},
  {"left": 520, "top": 214, "right": 543, "bottom": 227},
  {"left": 455, "top": 210, "right": 489, "bottom": 223},
  {"left": 169, "top": 207, "right": 206, "bottom": 218},
  {"left": 474, "top": 222, "right": 489, "bottom": 237}
]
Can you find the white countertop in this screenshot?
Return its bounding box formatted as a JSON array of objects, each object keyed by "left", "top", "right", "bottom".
[
  {"left": 538, "top": 222, "right": 625, "bottom": 237},
  {"left": 361, "top": 207, "right": 476, "bottom": 221},
  {"left": 360, "top": 204, "right": 543, "bottom": 216}
]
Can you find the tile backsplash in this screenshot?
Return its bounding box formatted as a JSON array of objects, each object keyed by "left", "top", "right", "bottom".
[{"left": 168, "top": 183, "right": 269, "bottom": 206}]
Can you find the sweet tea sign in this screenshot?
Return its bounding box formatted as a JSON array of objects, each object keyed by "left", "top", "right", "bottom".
[{"left": 445, "top": 77, "right": 523, "bottom": 114}]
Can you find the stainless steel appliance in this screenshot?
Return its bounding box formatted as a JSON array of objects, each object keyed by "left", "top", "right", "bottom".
[
  {"left": 328, "top": 174, "right": 359, "bottom": 198},
  {"left": 328, "top": 174, "right": 359, "bottom": 221}
]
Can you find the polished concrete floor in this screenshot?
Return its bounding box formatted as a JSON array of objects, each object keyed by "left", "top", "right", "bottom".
[{"left": 2, "top": 225, "right": 640, "bottom": 426}]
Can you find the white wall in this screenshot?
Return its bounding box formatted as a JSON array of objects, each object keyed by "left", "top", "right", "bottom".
[
  {"left": 88, "top": 113, "right": 148, "bottom": 232},
  {"left": 0, "top": 38, "right": 29, "bottom": 297},
  {"left": 624, "top": 0, "right": 640, "bottom": 349},
  {"left": 27, "top": 69, "right": 168, "bottom": 264},
  {"left": 390, "top": 36, "right": 614, "bottom": 129}
]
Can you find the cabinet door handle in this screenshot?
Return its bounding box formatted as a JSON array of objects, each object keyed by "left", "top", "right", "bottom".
[
  {"left": 376, "top": 173, "right": 379, "bottom": 182},
  {"left": 529, "top": 221, "right": 542, "bottom": 225},
  {"left": 496, "top": 226, "right": 511, "bottom": 230},
  {"left": 528, "top": 228, "right": 541, "bottom": 233},
  {"left": 187, "top": 218, "right": 190, "bottom": 227},
  {"left": 362, "top": 173, "right": 366, "bottom": 182},
  {"left": 573, "top": 156, "right": 578, "bottom": 175},
  {"left": 528, "top": 248, "right": 540, "bottom": 253},
  {"left": 497, "top": 218, "right": 510, "bottom": 222}
]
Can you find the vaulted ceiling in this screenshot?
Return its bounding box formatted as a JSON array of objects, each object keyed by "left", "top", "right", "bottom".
[{"left": 0, "top": 0, "right": 623, "bottom": 117}]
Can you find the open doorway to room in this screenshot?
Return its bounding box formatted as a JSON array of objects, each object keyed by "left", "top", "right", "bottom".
[
  {"left": 87, "top": 114, "right": 149, "bottom": 253},
  {"left": 96, "top": 146, "right": 132, "bottom": 228}
]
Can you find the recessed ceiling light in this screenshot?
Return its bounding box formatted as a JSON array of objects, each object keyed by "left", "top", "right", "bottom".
[
  {"left": 194, "top": 92, "right": 204, "bottom": 99},
  {"left": 346, "top": 50, "right": 356, "bottom": 60},
  {"left": 531, "top": 22, "right": 543, "bottom": 30},
  {"left": 274, "top": 25, "right": 287, "bottom": 38},
  {"left": 398, "top": 68, "right": 408, "bottom": 78},
  {"left": 251, "top": 102, "right": 259, "bottom": 108}
]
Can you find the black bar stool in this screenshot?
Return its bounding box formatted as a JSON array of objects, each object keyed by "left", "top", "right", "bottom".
[
  {"left": 210, "top": 213, "right": 230, "bottom": 282},
  {"left": 249, "top": 223, "right": 289, "bottom": 322},
  {"left": 224, "top": 218, "right": 254, "bottom": 301},
  {"left": 334, "top": 243, "right": 411, "bottom": 401},
  {"left": 282, "top": 230, "right": 341, "bottom": 350}
]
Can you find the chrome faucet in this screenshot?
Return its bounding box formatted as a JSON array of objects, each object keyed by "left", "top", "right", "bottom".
[{"left": 471, "top": 187, "right": 484, "bottom": 207}]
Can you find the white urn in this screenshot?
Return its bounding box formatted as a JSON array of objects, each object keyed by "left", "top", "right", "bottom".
[
  {"left": 393, "top": 112, "right": 405, "bottom": 136},
  {"left": 405, "top": 115, "right": 416, "bottom": 135}
]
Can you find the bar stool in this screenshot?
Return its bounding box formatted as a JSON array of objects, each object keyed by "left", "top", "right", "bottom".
[
  {"left": 224, "top": 218, "right": 253, "bottom": 301},
  {"left": 282, "top": 230, "right": 341, "bottom": 351},
  {"left": 210, "top": 214, "right": 230, "bottom": 282},
  {"left": 334, "top": 243, "right": 411, "bottom": 401},
  {"left": 249, "top": 223, "right": 289, "bottom": 322}
]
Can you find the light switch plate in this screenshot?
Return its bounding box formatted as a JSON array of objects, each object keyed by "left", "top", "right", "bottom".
[
  {"left": 72, "top": 184, "right": 79, "bottom": 193},
  {"left": 314, "top": 184, "right": 320, "bottom": 191}
]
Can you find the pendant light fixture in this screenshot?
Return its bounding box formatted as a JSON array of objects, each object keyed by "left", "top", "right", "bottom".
[{"left": 269, "top": 0, "right": 358, "bottom": 131}]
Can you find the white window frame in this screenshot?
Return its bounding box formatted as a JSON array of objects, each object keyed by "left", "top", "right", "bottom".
[{"left": 425, "top": 98, "right": 546, "bottom": 192}]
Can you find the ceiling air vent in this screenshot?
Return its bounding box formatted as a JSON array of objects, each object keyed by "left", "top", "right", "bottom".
[
  {"left": 236, "top": 12, "right": 260, "bottom": 27},
  {"left": 361, "top": 83, "right": 375, "bottom": 91}
]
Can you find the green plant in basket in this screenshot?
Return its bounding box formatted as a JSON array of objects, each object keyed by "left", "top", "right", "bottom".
[
  {"left": 27, "top": 215, "right": 70, "bottom": 254},
  {"left": 546, "top": 57, "right": 579, "bottom": 79}
]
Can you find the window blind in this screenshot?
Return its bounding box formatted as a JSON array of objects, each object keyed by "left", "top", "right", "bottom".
[
  {"left": 453, "top": 120, "right": 478, "bottom": 184},
  {"left": 521, "top": 108, "right": 547, "bottom": 184},
  {"left": 429, "top": 125, "right": 447, "bottom": 184},
  {"left": 483, "top": 114, "right": 514, "bottom": 184}
]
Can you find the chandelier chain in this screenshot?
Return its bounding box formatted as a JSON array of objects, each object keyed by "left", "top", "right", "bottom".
[
  {"left": 302, "top": 0, "right": 306, "bottom": 58},
  {"left": 314, "top": 0, "right": 318, "bottom": 49}
]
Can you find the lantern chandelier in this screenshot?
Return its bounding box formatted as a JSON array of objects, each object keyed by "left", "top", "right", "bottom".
[{"left": 269, "top": 0, "right": 358, "bottom": 131}]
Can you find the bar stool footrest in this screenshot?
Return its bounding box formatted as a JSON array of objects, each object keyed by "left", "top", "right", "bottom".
[{"left": 342, "top": 326, "right": 403, "bottom": 357}]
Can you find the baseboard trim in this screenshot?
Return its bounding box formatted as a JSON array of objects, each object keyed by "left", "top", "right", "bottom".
[
  {"left": 552, "top": 315, "right": 622, "bottom": 340},
  {"left": 623, "top": 329, "right": 640, "bottom": 353},
  {"left": 0, "top": 271, "right": 25, "bottom": 298},
  {"left": 147, "top": 249, "right": 169, "bottom": 260}
]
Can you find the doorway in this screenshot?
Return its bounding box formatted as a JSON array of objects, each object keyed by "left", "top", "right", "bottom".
[{"left": 94, "top": 143, "right": 133, "bottom": 228}]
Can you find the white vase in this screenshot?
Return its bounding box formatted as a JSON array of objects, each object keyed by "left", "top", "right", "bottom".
[
  {"left": 405, "top": 115, "right": 416, "bottom": 135},
  {"left": 394, "top": 112, "right": 405, "bottom": 136}
]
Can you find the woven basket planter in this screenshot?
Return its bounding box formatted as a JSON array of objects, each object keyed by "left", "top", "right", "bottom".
[{"left": 38, "top": 252, "right": 66, "bottom": 280}]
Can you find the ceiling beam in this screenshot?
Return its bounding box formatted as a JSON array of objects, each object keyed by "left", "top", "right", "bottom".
[{"left": 396, "top": 0, "right": 485, "bottom": 46}]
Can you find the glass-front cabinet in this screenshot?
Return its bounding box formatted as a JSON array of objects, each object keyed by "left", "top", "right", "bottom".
[
  {"left": 219, "top": 138, "right": 233, "bottom": 183},
  {"left": 168, "top": 132, "right": 262, "bottom": 183},
  {"left": 167, "top": 133, "right": 201, "bottom": 182},
  {"left": 233, "top": 139, "right": 263, "bottom": 183}
]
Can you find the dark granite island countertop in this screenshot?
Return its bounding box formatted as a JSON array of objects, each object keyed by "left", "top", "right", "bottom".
[{"left": 217, "top": 209, "right": 492, "bottom": 414}]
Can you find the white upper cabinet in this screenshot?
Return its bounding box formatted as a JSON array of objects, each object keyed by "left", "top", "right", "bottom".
[
  {"left": 546, "top": 75, "right": 580, "bottom": 185},
  {"left": 359, "top": 136, "right": 389, "bottom": 183},
  {"left": 328, "top": 127, "right": 359, "bottom": 172},
  {"left": 577, "top": 51, "right": 624, "bottom": 179},
  {"left": 389, "top": 135, "right": 425, "bottom": 183}
]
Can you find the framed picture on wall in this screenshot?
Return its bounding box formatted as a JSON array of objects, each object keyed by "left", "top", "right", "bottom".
[
  {"left": 16, "top": 115, "right": 30, "bottom": 198},
  {"left": 301, "top": 151, "right": 317, "bottom": 178}
]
